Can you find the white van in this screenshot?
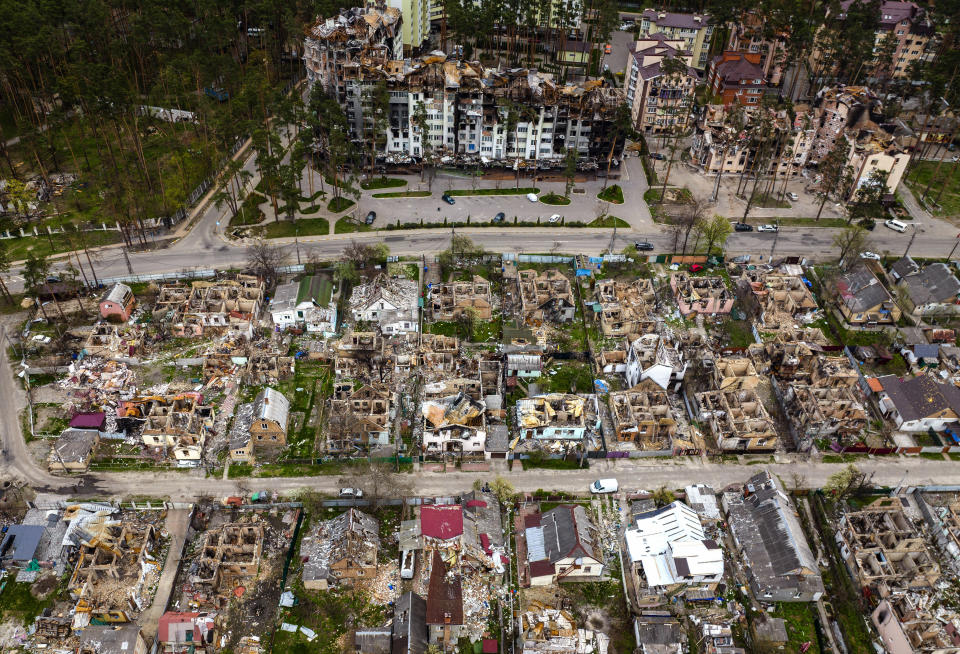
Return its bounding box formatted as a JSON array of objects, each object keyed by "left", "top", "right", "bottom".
[
  {"left": 590, "top": 479, "right": 619, "bottom": 494},
  {"left": 400, "top": 549, "right": 416, "bottom": 579},
  {"left": 884, "top": 219, "right": 907, "bottom": 233}
]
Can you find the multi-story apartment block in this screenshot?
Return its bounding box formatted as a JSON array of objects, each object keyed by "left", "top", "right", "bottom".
[
  {"left": 726, "top": 13, "right": 788, "bottom": 86},
  {"left": 625, "top": 35, "right": 698, "bottom": 133},
  {"left": 387, "top": 0, "right": 430, "bottom": 52},
  {"left": 305, "top": 10, "right": 626, "bottom": 166},
  {"left": 706, "top": 52, "right": 766, "bottom": 107},
  {"left": 823, "top": 0, "right": 934, "bottom": 79},
  {"left": 637, "top": 9, "right": 713, "bottom": 69}
]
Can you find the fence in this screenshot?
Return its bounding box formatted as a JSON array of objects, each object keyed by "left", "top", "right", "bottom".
[{"left": 501, "top": 253, "right": 574, "bottom": 264}]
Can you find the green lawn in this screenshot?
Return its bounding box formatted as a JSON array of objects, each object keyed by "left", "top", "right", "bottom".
[
  {"left": 750, "top": 192, "right": 790, "bottom": 209},
  {"left": 904, "top": 160, "right": 960, "bottom": 214},
  {"left": 587, "top": 216, "right": 629, "bottom": 228},
  {"left": 544, "top": 362, "right": 595, "bottom": 393},
  {"left": 360, "top": 177, "right": 407, "bottom": 190},
  {"left": 4, "top": 228, "right": 124, "bottom": 262},
  {"left": 371, "top": 190, "right": 431, "bottom": 198},
  {"left": 446, "top": 187, "right": 539, "bottom": 196},
  {"left": 769, "top": 602, "right": 822, "bottom": 654},
  {"left": 334, "top": 217, "right": 372, "bottom": 234},
  {"left": 261, "top": 217, "right": 329, "bottom": 239},
  {"left": 298, "top": 275, "right": 332, "bottom": 306},
  {"left": 773, "top": 217, "right": 849, "bottom": 228},
  {"left": 327, "top": 197, "right": 355, "bottom": 213},
  {"left": 0, "top": 579, "right": 57, "bottom": 626},
  {"left": 719, "top": 318, "right": 755, "bottom": 347},
  {"left": 231, "top": 192, "right": 266, "bottom": 226},
  {"left": 597, "top": 184, "right": 624, "bottom": 203},
  {"left": 540, "top": 192, "right": 570, "bottom": 206}
]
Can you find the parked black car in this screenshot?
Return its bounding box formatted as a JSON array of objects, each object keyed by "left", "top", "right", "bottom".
[
  {"left": 649, "top": 153, "right": 666, "bottom": 160},
  {"left": 493, "top": 212, "right": 505, "bottom": 223},
  {"left": 365, "top": 211, "right": 376, "bottom": 225},
  {"left": 442, "top": 193, "right": 456, "bottom": 205},
  {"left": 634, "top": 241, "right": 654, "bottom": 251},
  {"left": 734, "top": 222, "right": 753, "bottom": 232}
]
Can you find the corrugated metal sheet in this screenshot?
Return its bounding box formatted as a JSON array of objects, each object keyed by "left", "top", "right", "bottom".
[{"left": 525, "top": 526, "right": 546, "bottom": 561}]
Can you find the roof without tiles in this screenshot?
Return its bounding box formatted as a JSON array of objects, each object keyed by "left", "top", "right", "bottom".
[
  {"left": 425, "top": 550, "right": 463, "bottom": 625},
  {"left": 254, "top": 387, "right": 290, "bottom": 432},
  {"left": 420, "top": 505, "right": 464, "bottom": 540},
  {"left": 541, "top": 505, "right": 600, "bottom": 563}
]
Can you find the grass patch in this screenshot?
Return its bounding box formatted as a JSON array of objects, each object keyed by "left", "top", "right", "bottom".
[
  {"left": 769, "top": 602, "right": 822, "bottom": 654},
  {"left": 371, "top": 190, "right": 431, "bottom": 198},
  {"left": 904, "top": 160, "right": 960, "bottom": 215},
  {"left": 445, "top": 187, "right": 539, "bottom": 196},
  {"left": 231, "top": 192, "right": 266, "bottom": 226},
  {"left": 261, "top": 218, "right": 329, "bottom": 239},
  {"left": 919, "top": 451, "right": 947, "bottom": 460},
  {"left": 597, "top": 184, "right": 624, "bottom": 203},
  {"left": 300, "top": 204, "right": 324, "bottom": 214},
  {"left": 544, "top": 362, "right": 595, "bottom": 393},
  {"left": 335, "top": 217, "right": 372, "bottom": 234},
  {"left": 522, "top": 454, "right": 585, "bottom": 470},
  {"left": 360, "top": 177, "right": 406, "bottom": 190},
  {"left": 539, "top": 192, "right": 571, "bottom": 206},
  {"left": 719, "top": 318, "right": 755, "bottom": 347},
  {"left": 0, "top": 579, "right": 57, "bottom": 626},
  {"left": 750, "top": 192, "right": 790, "bottom": 209},
  {"left": 774, "top": 217, "right": 849, "bottom": 228},
  {"left": 327, "top": 197, "right": 356, "bottom": 213},
  {"left": 587, "top": 216, "right": 629, "bottom": 228}
]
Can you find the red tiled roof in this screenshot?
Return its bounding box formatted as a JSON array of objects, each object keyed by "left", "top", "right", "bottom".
[
  {"left": 425, "top": 550, "right": 463, "bottom": 625},
  {"left": 528, "top": 560, "right": 555, "bottom": 578},
  {"left": 480, "top": 533, "right": 491, "bottom": 554},
  {"left": 483, "top": 639, "right": 499, "bottom": 653},
  {"left": 158, "top": 612, "right": 199, "bottom": 643},
  {"left": 466, "top": 500, "right": 487, "bottom": 508},
  {"left": 523, "top": 513, "right": 541, "bottom": 529},
  {"left": 867, "top": 377, "right": 884, "bottom": 392},
  {"left": 420, "top": 505, "right": 463, "bottom": 540}
]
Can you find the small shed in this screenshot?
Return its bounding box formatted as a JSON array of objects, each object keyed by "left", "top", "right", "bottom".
[
  {"left": 70, "top": 412, "right": 106, "bottom": 430},
  {"left": 99, "top": 283, "right": 136, "bottom": 322}
]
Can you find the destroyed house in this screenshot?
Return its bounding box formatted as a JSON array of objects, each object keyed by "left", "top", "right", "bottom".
[
  {"left": 695, "top": 389, "right": 777, "bottom": 451},
  {"left": 461, "top": 490, "right": 505, "bottom": 568},
  {"left": 625, "top": 334, "right": 686, "bottom": 391},
  {"left": 67, "top": 512, "right": 160, "bottom": 624},
  {"left": 783, "top": 384, "right": 867, "bottom": 450},
  {"left": 301, "top": 509, "right": 380, "bottom": 590},
  {"left": 837, "top": 499, "right": 939, "bottom": 594},
  {"left": 243, "top": 353, "right": 295, "bottom": 385},
  {"left": 350, "top": 274, "right": 418, "bottom": 335},
  {"left": 591, "top": 279, "right": 657, "bottom": 338},
  {"left": 99, "top": 283, "right": 136, "bottom": 322},
  {"left": 79, "top": 623, "right": 149, "bottom": 654},
  {"left": 422, "top": 393, "right": 486, "bottom": 455},
  {"left": 872, "top": 595, "right": 960, "bottom": 654},
  {"left": 516, "top": 394, "right": 589, "bottom": 440},
  {"left": 425, "top": 550, "right": 463, "bottom": 646},
  {"left": 171, "top": 275, "right": 264, "bottom": 336},
  {"left": 712, "top": 356, "right": 760, "bottom": 390},
  {"left": 671, "top": 273, "right": 733, "bottom": 317},
  {"left": 49, "top": 428, "right": 100, "bottom": 473},
  {"left": 724, "top": 472, "right": 824, "bottom": 602},
  {"left": 633, "top": 615, "right": 686, "bottom": 654},
  {"left": 188, "top": 523, "right": 263, "bottom": 602},
  {"left": 739, "top": 270, "right": 817, "bottom": 327},
  {"left": 84, "top": 322, "right": 145, "bottom": 359},
  {"left": 420, "top": 505, "right": 464, "bottom": 546},
  {"left": 328, "top": 383, "right": 393, "bottom": 454},
  {"left": 834, "top": 263, "right": 901, "bottom": 325},
  {"left": 335, "top": 330, "right": 383, "bottom": 377},
  {"left": 123, "top": 393, "right": 214, "bottom": 464},
  {"left": 424, "top": 377, "right": 482, "bottom": 401},
  {"left": 895, "top": 261, "right": 960, "bottom": 317},
  {"left": 429, "top": 276, "right": 493, "bottom": 321},
  {"left": 609, "top": 389, "right": 676, "bottom": 452},
  {"left": 517, "top": 270, "right": 575, "bottom": 324},
  {"left": 874, "top": 374, "right": 960, "bottom": 432}
]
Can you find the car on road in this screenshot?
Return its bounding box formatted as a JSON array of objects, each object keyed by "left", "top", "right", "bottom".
[
  {"left": 650, "top": 153, "right": 666, "bottom": 160},
  {"left": 526, "top": 192, "right": 538, "bottom": 202},
  {"left": 441, "top": 193, "right": 455, "bottom": 205},
  {"left": 338, "top": 488, "right": 363, "bottom": 499},
  {"left": 734, "top": 222, "right": 753, "bottom": 232},
  {"left": 591, "top": 478, "right": 619, "bottom": 494},
  {"left": 364, "top": 211, "right": 376, "bottom": 225},
  {"left": 884, "top": 219, "right": 907, "bottom": 233},
  {"left": 860, "top": 251, "right": 881, "bottom": 260},
  {"left": 548, "top": 214, "right": 561, "bottom": 223},
  {"left": 493, "top": 212, "right": 505, "bottom": 223},
  {"left": 757, "top": 224, "right": 778, "bottom": 232},
  {"left": 604, "top": 44, "right": 612, "bottom": 54},
  {"left": 634, "top": 241, "right": 654, "bottom": 251},
  {"left": 786, "top": 191, "right": 799, "bottom": 201}
]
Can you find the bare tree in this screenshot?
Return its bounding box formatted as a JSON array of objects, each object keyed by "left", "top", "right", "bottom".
[
  {"left": 338, "top": 460, "right": 414, "bottom": 509},
  {"left": 246, "top": 239, "right": 286, "bottom": 286},
  {"left": 832, "top": 225, "right": 871, "bottom": 266}
]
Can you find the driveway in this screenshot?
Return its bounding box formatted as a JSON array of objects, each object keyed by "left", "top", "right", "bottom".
[{"left": 140, "top": 508, "right": 192, "bottom": 639}]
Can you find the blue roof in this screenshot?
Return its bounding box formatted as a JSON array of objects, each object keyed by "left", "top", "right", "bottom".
[{"left": 0, "top": 524, "right": 45, "bottom": 562}]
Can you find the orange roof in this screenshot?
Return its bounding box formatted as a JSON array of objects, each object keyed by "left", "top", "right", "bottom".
[{"left": 867, "top": 377, "right": 884, "bottom": 392}]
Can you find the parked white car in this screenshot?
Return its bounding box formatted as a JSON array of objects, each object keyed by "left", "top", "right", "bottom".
[
  {"left": 338, "top": 488, "right": 363, "bottom": 499},
  {"left": 526, "top": 193, "right": 538, "bottom": 202},
  {"left": 590, "top": 478, "right": 619, "bottom": 494},
  {"left": 548, "top": 214, "right": 561, "bottom": 223},
  {"left": 786, "top": 192, "right": 799, "bottom": 201},
  {"left": 400, "top": 550, "right": 416, "bottom": 579},
  {"left": 860, "top": 251, "right": 881, "bottom": 260},
  {"left": 884, "top": 219, "right": 907, "bottom": 233},
  {"left": 757, "top": 224, "right": 778, "bottom": 232}
]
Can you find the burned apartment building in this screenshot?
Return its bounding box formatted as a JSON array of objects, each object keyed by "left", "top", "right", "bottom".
[
  {"left": 671, "top": 273, "right": 733, "bottom": 317},
  {"left": 837, "top": 498, "right": 940, "bottom": 596},
  {"left": 155, "top": 275, "right": 264, "bottom": 338},
  {"left": 188, "top": 522, "right": 264, "bottom": 605},
  {"left": 428, "top": 276, "right": 493, "bottom": 322},
  {"left": 695, "top": 389, "right": 777, "bottom": 452},
  {"left": 327, "top": 382, "right": 394, "bottom": 455},
  {"left": 121, "top": 393, "right": 215, "bottom": 465},
  {"left": 305, "top": 9, "right": 626, "bottom": 167},
  {"left": 517, "top": 270, "right": 576, "bottom": 324},
  {"left": 608, "top": 389, "right": 677, "bottom": 453},
  {"left": 590, "top": 279, "right": 657, "bottom": 338}
]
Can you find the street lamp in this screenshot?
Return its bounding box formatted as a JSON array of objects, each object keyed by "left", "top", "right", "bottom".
[
  {"left": 903, "top": 223, "right": 918, "bottom": 259},
  {"left": 948, "top": 233, "right": 960, "bottom": 261}
]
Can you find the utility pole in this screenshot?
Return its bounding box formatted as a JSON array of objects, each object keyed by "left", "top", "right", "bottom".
[
  {"left": 295, "top": 225, "right": 301, "bottom": 266},
  {"left": 948, "top": 233, "right": 960, "bottom": 261},
  {"left": 769, "top": 217, "right": 781, "bottom": 262},
  {"left": 122, "top": 246, "right": 134, "bottom": 275},
  {"left": 904, "top": 223, "right": 918, "bottom": 258}
]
